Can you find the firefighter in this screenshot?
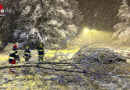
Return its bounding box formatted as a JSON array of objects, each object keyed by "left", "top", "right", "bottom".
[
  {"left": 8, "top": 51, "right": 17, "bottom": 64},
  {"left": 8, "top": 50, "right": 17, "bottom": 73},
  {"left": 23, "top": 46, "right": 31, "bottom": 62},
  {"left": 37, "top": 43, "right": 45, "bottom": 62},
  {"left": 13, "top": 44, "right": 20, "bottom": 61}
]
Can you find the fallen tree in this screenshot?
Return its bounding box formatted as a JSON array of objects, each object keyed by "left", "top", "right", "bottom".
[{"left": 0, "top": 63, "right": 85, "bottom": 73}]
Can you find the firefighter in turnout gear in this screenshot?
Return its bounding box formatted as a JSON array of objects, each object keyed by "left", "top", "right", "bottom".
[
  {"left": 8, "top": 44, "right": 20, "bottom": 64},
  {"left": 24, "top": 46, "right": 31, "bottom": 62},
  {"left": 8, "top": 50, "right": 18, "bottom": 73},
  {"left": 38, "top": 43, "right": 45, "bottom": 62},
  {"left": 8, "top": 51, "right": 17, "bottom": 64}
]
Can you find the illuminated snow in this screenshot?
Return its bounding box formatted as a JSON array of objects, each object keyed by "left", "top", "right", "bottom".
[{"left": 22, "top": 6, "right": 31, "bottom": 15}]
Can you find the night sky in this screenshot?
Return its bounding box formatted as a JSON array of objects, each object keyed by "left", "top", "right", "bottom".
[{"left": 77, "top": 0, "right": 130, "bottom": 31}]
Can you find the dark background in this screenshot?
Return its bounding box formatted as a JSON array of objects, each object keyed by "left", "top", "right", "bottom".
[{"left": 77, "top": 0, "right": 130, "bottom": 31}]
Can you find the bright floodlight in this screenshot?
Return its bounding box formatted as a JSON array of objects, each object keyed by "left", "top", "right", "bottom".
[{"left": 83, "top": 28, "right": 90, "bottom": 33}]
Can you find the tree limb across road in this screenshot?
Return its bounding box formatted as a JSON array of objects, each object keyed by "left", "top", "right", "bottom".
[{"left": 0, "top": 63, "right": 85, "bottom": 73}]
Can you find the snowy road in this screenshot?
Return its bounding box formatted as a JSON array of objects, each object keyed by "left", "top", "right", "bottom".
[
  {"left": 106, "top": 47, "right": 130, "bottom": 63},
  {"left": 0, "top": 47, "right": 130, "bottom": 63},
  {"left": 0, "top": 47, "right": 129, "bottom": 90}
]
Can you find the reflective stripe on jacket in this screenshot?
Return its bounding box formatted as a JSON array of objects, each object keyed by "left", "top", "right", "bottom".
[
  {"left": 39, "top": 55, "right": 44, "bottom": 57},
  {"left": 38, "top": 50, "right": 44, "bottom": 52},
  {"left": 9, "top": 57, "right": 14, "bottom": 60},
  {"left": 25, "top": 53, "right": 31, "bottom": 55},
  {"left": 38, "top": 47, "right": 44, "bottom": 56},
  {"left": 24, "top": 49, "right": 31, "bottom": 58}
]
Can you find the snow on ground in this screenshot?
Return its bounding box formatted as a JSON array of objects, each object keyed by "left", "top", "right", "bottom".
[
  {"left": 105, "top": 47, "right": 130, "bottom": 63},
  {"left": 0, "top": 49, "right": 79, "bottom": 62},
  {"left": 0, "top": 47, "right": 129, "bottom": 90},
  {"left": 0, "top": 46, "right": 130, "bottom": 63}
]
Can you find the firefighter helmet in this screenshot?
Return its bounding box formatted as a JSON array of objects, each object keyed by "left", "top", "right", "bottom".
[
  {"left": 13, "top": 44, "right": 17, "bottom": 48},
  {"left": 26, "top": 46, "right": 29, "bottom": 49},
  {"left": 40, "top": 43, "right": 43, "bottom": 47}
]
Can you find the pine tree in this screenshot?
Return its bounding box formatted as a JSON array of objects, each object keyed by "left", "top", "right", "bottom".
[
  {"left": 117, "top": 0, "right": 130, "bottom": 21},
  {"left": 13, "top": 0, "right": 82, "bottom": 49},
  {"left": 113, "top": 0, "right": 130, "bottom": 45}
]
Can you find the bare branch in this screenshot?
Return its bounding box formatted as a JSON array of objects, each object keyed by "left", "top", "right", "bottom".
[{"left": 0, "top": 64, "right": 84, "bottom": 73}]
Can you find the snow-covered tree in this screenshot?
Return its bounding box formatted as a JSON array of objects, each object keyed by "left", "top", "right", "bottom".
[
  {"left": 13, "top": 0, "right": 82, "bottom": 49},
  {"left": 117, "top": 0, "right": 130, "bottom": 20},
  {"left": 113, "top": 0, "right": 130, "bottom": 45}
]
